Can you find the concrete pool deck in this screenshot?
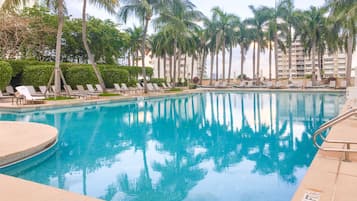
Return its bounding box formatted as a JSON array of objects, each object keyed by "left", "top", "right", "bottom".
[
  {"left": 0, "top": 121, "right": 58, "bottom": 167},
  {"left": 292, "top": 99, "right": 357, "bottom": 201},
  {"left": 0, "top": 88, "right": 350, "bottom": 201}
]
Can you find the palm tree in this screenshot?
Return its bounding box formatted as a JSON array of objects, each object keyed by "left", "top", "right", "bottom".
[
  {"left": 236, "top": 20, "right": 250, "bottom": 81},
  {"left": 327, "top": 0, "right": 357, "bottom": 86},
  {"left": 210, "top": 7, "right": 238, "bottom": 82},
  {"left": 119, "top": 0, "right": 166, "bottom": 93},
  {"left": 279, "top": 0, "right": 299, "bottom": 81},
  {"left": 82, "top": 0, "right": 119, "bottom": 92},
  {"left": 126, "top": 26, "right": 144, "bottom": 66},
  {"left": 295, "top": 7, "right": 327, "bottom": 85},
  {"left": 154, "top": 0, "right": 203, "bottom": 85},
  {"left": 247, "top": 5, "right": 270, "bottom": 82},
  {"left": 263, "top": 6, "right": 287, "bottom": 81},
  {"left": 226, "top": 15, "right": 240, "bottom": 84}
]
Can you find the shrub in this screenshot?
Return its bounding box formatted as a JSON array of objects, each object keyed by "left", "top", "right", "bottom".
[
  {"left": 7, "top": 60, "right": 27, "bottom": 77},
  {"left": 0, "top": 61, "right": 13, "bottom": 90},
  {"left": 101, "top": 68, "right": 129, "bottom": 88},
  {"left": 65, "top": 66, "right": 98, "bottom": 88},
  {"left": 150, "top": 78, "right": 166, "bottom": 86},
  {"left": 22, "top": 65, "right": 52, "bottom": 88},
  {"left": 188, "top": 84, "right": 197, "bottom": 89}
]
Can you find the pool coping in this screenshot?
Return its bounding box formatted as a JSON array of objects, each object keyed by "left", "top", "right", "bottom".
[
  {"left": 0, "top": 121, "right": 58, "bottom": 168},
  {"left": 0, "top": 88, "right": 345, "bottom": 113}
]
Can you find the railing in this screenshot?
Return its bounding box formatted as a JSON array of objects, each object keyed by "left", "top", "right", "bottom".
[{"left": 313, "top": 107, "right": 357, "bottom": 161}]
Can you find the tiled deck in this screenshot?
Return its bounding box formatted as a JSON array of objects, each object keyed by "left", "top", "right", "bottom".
[
  {"left": 0, "top": 174, "right": 101, "bottom": 201},
  {"left": 292, "top": 100, "right": 357, "bottom": 201}
]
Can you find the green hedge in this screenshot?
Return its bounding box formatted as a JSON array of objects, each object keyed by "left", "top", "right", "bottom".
[
  {"left": 150, "top": 78, "right": 166, "bottom": 86},
  {"left": 22, "top": 65, "right": 53, "bottom": 87},
  {"left": 0, "top": 61, "right": 13, "bottom": 90},
  {"left": 65, "top": 66, "right": 99, "bottom": 88},
  {"left": 101, "top": 68, "right": 129, "bottom": 88}
]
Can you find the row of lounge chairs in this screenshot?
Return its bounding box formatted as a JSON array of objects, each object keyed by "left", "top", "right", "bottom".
[{"left": 0, "top": 82, "right": 177, "bottom": 104}]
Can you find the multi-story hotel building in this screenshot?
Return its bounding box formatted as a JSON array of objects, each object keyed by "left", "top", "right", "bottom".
[{"left": 277, "top": 40, "right": 350, "bottom": 79}]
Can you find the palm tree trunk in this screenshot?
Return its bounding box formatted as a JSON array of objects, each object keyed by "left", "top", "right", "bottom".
[
  {"left": 157, "top": 56, "right": 161, "bottom": 78},
  {"left": 317, "top": 51, "right": 322, "bottom": 81},
  {"left": 163, "top": 53, "right": 167, "bottom": 80},
  {"left": 269, "top": 41, "right": 272, "bottom": 81},
  {"left": 274, "top": 32, "right": 279, "bottom": 81},
  {"left": 54, "top": 0, "right": 64, "bottom": 96},
  {"left": 311, "top": 42, "right": 316, "bottom": 85},
  {"left": 173, "top": 39, "right": 177, "bottom": 86},
  {"left": 222, "top": 37, "right": 226, "bottom": 81},
  {"left": 183, "top": 54, "right": 187, "bottom": 81},
  {"left": 82, "top": 0, "right": 106, "bottom": 92},
  {"left": 240, "top": 45, "right": 244, "bottom": 81},
  {"left": 169, "top": 55, "right": 173, "bottom": 81},
  {"left": 128, "top": 50, "right": 131, "bottom": 66},
  {"left": 200, "top": 50, "right": 206, "bottom": 85},
  {"left": 177, "top": 51, "right": 181, "bottom": 83},
  {"left": 191, "top": 54, "right": 194, "bottom": 80},
  {"left": 252, "top": 42, "right": 256, "bottom": 80},
  {"left": 257, "top": 42, "right": 261, "bottom": 82},
  {"left": 227, "top": 45, "right": 233, "bottom": 84},
  {"left": 141, "top": 17, "right": 150, "bottom": 93},
  {"left": 288, "top": 25, "right": 292, "bottom": 80},
  {"left": 215, "top": 51, "right": 219, "bottom": 81},
  {"left": 346, "top": 34, "right": 353, "bottom": 86},
  {"left": 132, "top": 52, "right": 135, "bottom": 66},
  {"left": 210, "top": 51, "right": 214, "bottom": 85}
]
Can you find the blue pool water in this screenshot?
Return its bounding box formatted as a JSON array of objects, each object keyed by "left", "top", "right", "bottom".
[{"left": 0, "top": 92, "right": 345, "bottom": 201}]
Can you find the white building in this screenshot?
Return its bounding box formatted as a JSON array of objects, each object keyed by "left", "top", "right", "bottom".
[{"left": 277, "top": 40, "right": 353, "bottom": 79}]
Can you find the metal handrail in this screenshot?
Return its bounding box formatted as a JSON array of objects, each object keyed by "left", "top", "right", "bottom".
[{"left": 313, "top": 107, "right": 357, "bottom": 161}]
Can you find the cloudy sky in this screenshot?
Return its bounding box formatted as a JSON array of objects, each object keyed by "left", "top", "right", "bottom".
[{"left": 67, "top": 0, "right": 329, "bottom": 78}]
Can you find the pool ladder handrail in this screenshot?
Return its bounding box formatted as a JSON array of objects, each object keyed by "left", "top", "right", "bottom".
[{"left": 313, "top": 107, "right": 357, "bottom": 161}]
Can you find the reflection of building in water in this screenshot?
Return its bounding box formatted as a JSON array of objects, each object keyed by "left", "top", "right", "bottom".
[{"left": 276, "top": 93, "right": 343, "bottom": 122}]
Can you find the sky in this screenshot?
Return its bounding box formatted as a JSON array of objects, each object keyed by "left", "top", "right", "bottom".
[{"left": 66, "top": 0, "right": 329, "bottom": 79}]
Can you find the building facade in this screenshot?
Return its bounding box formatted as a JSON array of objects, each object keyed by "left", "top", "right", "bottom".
[{"left": 277, "top": 40, "right": 350, "bottom": 79}]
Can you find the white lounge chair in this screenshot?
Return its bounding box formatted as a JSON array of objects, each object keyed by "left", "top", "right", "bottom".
[
  {"left": 152, "top": 83, "right": 163, "bottom": 92},
  {"left": 0, "top": 91, "right": 12, "bottom": 100},
  {"left": 64, "top": 85, "right": 87, "bottom": 98},
  {"left": 121, "top": 83, "right": 135, "bottom": 94},
  {"left": 25, "top": 85, "right": 42, "bottom": 96},
  {"left": 16, "top": 86, "right": 45, "bottom": 104},
  {"left": 329, "top": 81, "right": 336, "bottom": 88},
  {"left": 5, "top": 86, "right": 15, "bottom": 95},
  {"left": 95, "top": 84, "right": 104, "bottom": 93},
  {"left": 338, "top": 80, "right": 347, "bottom": 89}
]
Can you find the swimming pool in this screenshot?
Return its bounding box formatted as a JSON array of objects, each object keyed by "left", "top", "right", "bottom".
[{"left": 0, "top": 91, "right": 345, "bottom": 201}]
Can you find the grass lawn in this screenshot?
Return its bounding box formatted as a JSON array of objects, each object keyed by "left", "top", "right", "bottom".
[{"left": 45, "top": 96, "right": 74, "bottom": 101}]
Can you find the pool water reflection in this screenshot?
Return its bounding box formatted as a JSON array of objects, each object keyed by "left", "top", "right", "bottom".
[{"left": 0, "top": 92, "right": 345, "bottom": 201}]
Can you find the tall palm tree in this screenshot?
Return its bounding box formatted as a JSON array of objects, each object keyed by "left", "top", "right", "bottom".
[
  {"left": 126, "top": 26, "right": 144, "bottom": 66},
  {"left": 247, "top": 5, "right": 270, "bottom": 82},
  {"left": 154, "top": 0, "right": 203, "bottom": 85},
  {"left": 237, "top": 20, "right": 251, "bottom": 81},
  {"left": 210, "top": 7, "right": 238, "bottom": 82},
  {"left": 226, "top": 15, "right": 240, "bottom": 84},
  {"left": 295, "top": 7, "right": 327, "bottom": 85},
  {"left": 263, "top": 6, "right": 287, "bottom": 81},
  {"left": 82, "top": 0, "right": 119, "bottom": 92},
  {"left": 119, "top": 0, "right": 166, "bottom": 93},
  {"left": 327, "top": 0, "right": 357, "bottom": 86}
]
